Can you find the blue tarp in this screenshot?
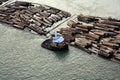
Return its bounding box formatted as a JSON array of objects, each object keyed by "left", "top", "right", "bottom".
[{"left": 52, "top": 32, "right": 64, "bottom": 43}]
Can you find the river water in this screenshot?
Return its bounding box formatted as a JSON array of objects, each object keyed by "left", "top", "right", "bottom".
[{"left": 0, "top": 0, "right": 120, "bottom": 80}]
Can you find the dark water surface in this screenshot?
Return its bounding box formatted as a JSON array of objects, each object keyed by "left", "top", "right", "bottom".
[{"left": 0, "top": 24, "right": 120, "bottom": 80}]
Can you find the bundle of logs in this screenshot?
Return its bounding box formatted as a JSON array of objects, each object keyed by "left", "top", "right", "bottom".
[
  {"left": 60, "top": 14, "right": 120, "bottom": 61},
  {"left": 0, "top": 0, "right": 8, "bottom": 5},
  {"left": 0, "top": 1, "right": 71, "bottom": 35}
]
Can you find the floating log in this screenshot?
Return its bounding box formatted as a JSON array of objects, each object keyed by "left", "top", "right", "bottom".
[
  {"left": 0, "top": 1, "right": 71, "bottom": 36},
  {"left": 101, "top": 41, "right": 119, "bottom": 50},
  {"left": 47, "top": 7, "right": 60, "bottom": 14},
  {"left": 109, "top": 38, "right": 120, "bottom": 45},
  {"left": 100, "top": 17, "right": 120, "bottom": 22},
  {"left": 77, "top": 14, "right": 99, "bottom": 23},
  {"left": 114, "top": 51, "right": 120, "bottom": 60},
  {"left": 67, "top": 20, "right": 78, "bottom": 28},
  {"left": 28, "top": 24, "right": 45, "bottom": 35},
  {"left": 75, "top": 27, "right": 89, "bottom": 33},
  {"left": 92, "top": 43, "right": 100, "bottom": 49},
  {"left": 94, "top": 25, "right": 114, "bottom": 32},
  {"left": 94, "top": 23, "right": 120, "bottom": 31},
  {"left": 14, "top": 1, "right": 33, "bottom": 7},
  {"left": 59, "top": 11, "right": 71, "bottom": 18},
  {"left": 76, "top": 24, "right": 94, "bottom": 30},
  {"left": 98, "top": 45, "right": 114, "bottom": 58},
  {"left": 62, "top": 33, "right": 75, "bottom": 42},
  {"left": 75, "top": 38, "right": 92, "bottom": 49},
  {"left": 85, "top": 32, "right": 100, "bottom": 41},
  {"left": 91, "top": 29, "right": 117, "bottom": 38},
  {"left": 48, "top": 15, "right": 58, "bottom": 22},
  {"left": 88, "top": 47, "right": 99, "bottom": 54},
  {"left": 42, "top": 17, "right": 53, "bottom": 25},
  {"left": 108, "top": 17, "right": 120, "bottom": 22},
  {"left": 56, "top": 12, "right": 64, "bottom": 18},
  {"left": 13, "top": 24, "right": 25, "bottom": 30},
  {"left": 100, "top": 20, "right": 120, "bottom": 27}
]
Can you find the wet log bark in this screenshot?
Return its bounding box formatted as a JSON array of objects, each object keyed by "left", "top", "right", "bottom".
[
  {"left": 100, "top": 20, "right": 120, "bottom": 27},
  {"left": 28, "top": 24, "right": 45, "bottom": 35},
  {"left": 101, "top": 41, "right": 119, "bottom": 49},
  {"left": 98, "top": 45, "right": 114, "bottom": 58},
  {"left": 94, "top": 23, "right": 119, "bottom": 31},
  {"left": 75, "top": 38, "right": 92, "bottom": 49},
  {"left": 77, "top": 14, "right": 99, "bottom": 23}
]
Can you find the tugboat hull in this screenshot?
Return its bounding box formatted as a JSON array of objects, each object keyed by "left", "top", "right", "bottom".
[{"left": 41, "top": 39, "right": 68, "bottom": 51}]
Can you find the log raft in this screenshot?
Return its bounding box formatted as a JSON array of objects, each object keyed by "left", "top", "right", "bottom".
[
  {"left": 0, "top": 1, "right": 71, "bottom": 35},
  {"left": 60, "top": 14, "right": 120, "bottom": 62}
]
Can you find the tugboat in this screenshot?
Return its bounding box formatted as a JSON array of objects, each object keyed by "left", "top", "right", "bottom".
[{"left": 41, "top": 32, "right": 68, "bottom": 51}]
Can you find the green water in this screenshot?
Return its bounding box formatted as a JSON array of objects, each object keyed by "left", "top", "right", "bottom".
[{"left": 0, "top": 23, "right": 120, "bottom": 80}]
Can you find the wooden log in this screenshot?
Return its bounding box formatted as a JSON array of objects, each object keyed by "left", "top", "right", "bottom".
[
  {"left": 13, "top": 24, "right": 25, "bottom": 29},
  {"left": 0, "top": 16, "right": 4, "bottom": 20},
  {"left": 14, "top": 1, "right": 33, "bottom": 7},
  {"left": 6, "top": 5, "right": 27, "bottom": 10},
  {"left": 42, "top": 21, "right": 52, "bottom": 27},
  {"left": 77, "top": 14, "right": 99, "bottom": 23},
  {"left": 28, "top": 7, "right": 42, "bottom": 14},
  {"left": 98, "top": 45, "right": 114, "bottom": 58},
  {"left": 34, "top": 20, "right": 42, "bottom": 27},
  {"left": 56, "top": 12, "right": 64, "bottom": 18},
  {"left": 11, "top": 18, "right": 22, "bottom": 23},
  {"left": 0, "top": 19, "right": 13, "bottom": 24},
  {"left": 114, "top": 51, "right": 120, "bottom": 60},
  {"left": 92, "top": 43, "right": 100, "bottom": 49},
  {"left": 62, "top": 33, "right": 75, "bottom": 42},
  {"left": 75, "top": 27, "right": 89, "bottom": 32},
  {"left": 47, "top": 8, "right": 60, "bottom": 14},
  {"left": 48, "top": 15, "right": 58, "bottom": 22},
  {"left": 76, "top": 24, "right": 94, "bottom": 30},
  {"left": 59, "top": 11, "right": 71, "bottom": 18},
  {"left": 101, "top": 41, "right": 119, "bottom": 49},
  {"left": 95, "top": 23, "right": 119, "bottom": 31},
  {"left": 32, "top": 15, "right": 43, "bottom": 23},
  {"left": 108, "top": 17, "right": 120, "bottom": 22},
  {"left": 114, "top": 30, "right": 120, "bottom": 34},
  {"left": 91, "top": 29, "right": 106, "bottom": 37},
  {"left": 49, "top": 14, "right": 62, "bottom": 22},
  {"left": 110, "top": 38, "right": 120, "bottom": 45},
  {"left": 39, "top": 11, "right": 51, "bottom": 17},
  {"left": 85, "top": 32, "right": 100, "bottom": 41},
  {"left": 94, "top": 25, "right": 114, "bottom": 31},
  {"left": 100, "top": 20, "right": 120, "bottom": 27},
  {"left": 100, "top": 17, "right": 120, "bottom": 22},
  {"left": 67, "top": 20, "right": 78, "bottom": 28},
  {"left": 42, "top": 17, "right": 53, "bottom": 25},
  {"left": 98, "top": 49, "right": 112, "bottom": 58},
  {"left": 115, "top": 34, "right": 120, "bottom": 39},
  {"left": 0, "top": 13, "right": 7, "bottom": 17},
  {"left": 28, "top": 24, "right": 45, "bottom": 35},
  {"left": 75, "top": 38, "right": 92, "bottom": 49},
  {"left": 88, "top": 47, "right": 99, "bottom": 54},
  {"left": 0, "top": 7, "right": 8, "bottom": 11},
  {"left": 54, "top": 15, "right": 62, "bottom": 21}
]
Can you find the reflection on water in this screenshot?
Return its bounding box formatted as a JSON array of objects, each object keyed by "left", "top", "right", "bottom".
[{"left": 53, "top": 50, "right": 69, "bottom": 60}]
